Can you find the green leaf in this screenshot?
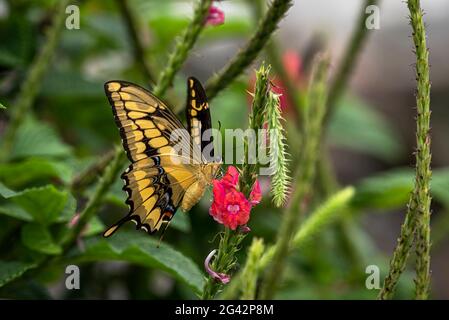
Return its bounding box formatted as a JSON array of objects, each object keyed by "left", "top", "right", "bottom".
[
  {"left": 352, "top": 168, "right": 413, "bottom": 210},
  {"left": 21, "top": 224, "right": 62, "bottom": 255},
  {"left": 84, "top": 216, "right": 105, "bottom": 237},
  {"left": 329, "top": 95, "right": 404, "bottom": 162},
  {"left": 0, "top": 102, "right": 6, "bottom": 109},
  {"left": 9, "top": 185, "right": 69, "bottom": 225},
  {"left": 431, "top": 168, "right": 449, "bottom": 208},
  {"left": 0, "top": 261, "right": 37, "bottom": 288},
  {"left": 171, "top": 211, "right": 191, "bottom": 233},
  {"left": 10, "top": 117, "right": 72, "bottom": 160},
  {"left": 0, "top": 183, "right": 75, "bottom": 224},
  {"left": 0, "top": 203, "right": 33, "bottom": 221},
  {"left": 0, "top": 158, "right": 73, "bottom": 188},
  {"left": 352, "top": 167, "right": 449, "bottom": 210},
  {"left": 0, "top": 182, "right": 18, "bottom": 198},
  {"left": 57, "top": 193, "right": 77, "bottom": 223},
  {"left": 68, "top": 231, "right": 204, "bottom": 294}
]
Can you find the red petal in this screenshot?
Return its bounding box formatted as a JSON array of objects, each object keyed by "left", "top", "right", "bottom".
[{"left": 249, "top": 180, "right": 262, "bottom": 205}]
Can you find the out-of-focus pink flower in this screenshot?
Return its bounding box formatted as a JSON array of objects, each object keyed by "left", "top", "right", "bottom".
[
  {"left": 239, "top": 225, "right": 251, "bottom": 234},
  {"left": 206, "top": 5, "right": 225, "bottom": 26},
  {"left": 209, "top": 166, "right": 261, "bottom": 230},
  {"left": 68, "top": 213, "right": 80, "bottom": 228},
  {"left": 248, "top": 50, "right": 303, "bottom": 112},
  {"left": 204, "top": 249, "right": 231, "bottom": 284}
]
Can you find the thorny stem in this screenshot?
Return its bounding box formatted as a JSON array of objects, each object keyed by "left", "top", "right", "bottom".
[
  {"left": 116, "top": 0, "right": 156, "bottom": 86},
  {"left": 379, "top": 0, "right": 432, "bottom": 300},
  {"left": 240, "top": 64, "right": 270, "bottom": 197},
  {"left": 202, "top": 64, "right": 271, "bottom": 300},
  {"left": 0, "top": 0, "right": 69, "bottom": 161},
  {"left": 324, "top": 0, "right": 380, "bottom": 126},
  {"left": 259, "top": 55, "right": 330, "bottom": 299},
  {"left": 205, "top": 0, "right": 293, "bottom": 100},
  {"left": 153, "top": 0, "right": 213, "bottom": 98}
]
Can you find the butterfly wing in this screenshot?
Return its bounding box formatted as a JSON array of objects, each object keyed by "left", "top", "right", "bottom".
[
  {"left": 103, "top": 81, "right": 198, "bottom": 236},
  {"left": 185, "top": 77, "right": 215, "bottom": 161}
]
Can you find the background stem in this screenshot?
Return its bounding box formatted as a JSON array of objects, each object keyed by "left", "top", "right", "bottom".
[
  {"left": 379, "top": 0, "right": 432, "bottom": 300},
  {"left": 1, "top": 0, "right": 69, "bottom": 161},
  {"left": 259, "top": 54, "right": 330, "bottom": 299},
  {"left": 205, "top": 0, "right": 293, "bottom": 100}
]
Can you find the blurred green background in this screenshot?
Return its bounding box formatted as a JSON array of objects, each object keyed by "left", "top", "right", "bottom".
[{"left": 0, "top": 0, "right": 448, "bottom": 299}]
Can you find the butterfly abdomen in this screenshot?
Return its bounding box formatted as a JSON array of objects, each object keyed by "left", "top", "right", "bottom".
[{"left": 181, "top": 180, "right": 207, "bottom": 212}]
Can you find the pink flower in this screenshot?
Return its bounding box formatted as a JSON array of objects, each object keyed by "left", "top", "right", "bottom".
[
  {"left": 206, "top": 5, "right": 225, "bottom": 26},
  {"left": 204, "top": 249, "right": 231, "bottom": 284},
  {"left": 248, "top": 50, "right": 303, "bottom": 112},
  {"left": 209, "top": 166, "right": 261, "bottom": 230}
]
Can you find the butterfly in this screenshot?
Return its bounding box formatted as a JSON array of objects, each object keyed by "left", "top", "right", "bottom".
[{"left": 103, "top": 77, "right": 221, "bottom": 237}]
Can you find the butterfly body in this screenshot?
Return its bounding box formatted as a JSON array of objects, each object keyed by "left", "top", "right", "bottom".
[
  {"left": 181, "top": 162, "right": 221, "bottom": 211},
  {"left": 103, "top": 78, "right": 220, "bottom": 237}
]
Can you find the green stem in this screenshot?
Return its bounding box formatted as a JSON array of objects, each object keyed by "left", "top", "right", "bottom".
[
  {"left": 240, "top": 238, "right": 265, "bottom": 300},
  {"left": 249, "top": 0, "right": 305, "bottom": 113},
  {"left": 201, "top": 229, "right": 245, "bottom": 299},
  {"left": 259, "top": 54, "right": 330, "bottom": 299},
  {"left": 153, "top": 0, "right": 213, "bottom": 99},
  {"left": 379, "top": 0, "right": 432, "bottom": 300},
  {"left": 116, "top": 0, "right": 156, "bottom": 86},
  {"left": 1, "top": 0, "right": 68, "bottom": 161},
  {"left": 240, "top": 64, "right": 270, "bottom": 196},
  {"left": 70, "top": 149, "right": 116, "bottom": 193},
  {"left": 205, "top": 0, "right": 293, "bottom": 100},
  {"left": 62, "top": 149, "right": 126, "bottom": 249},
  {"left": 324, "top": 0, "right": 379, "bottom": 125}
]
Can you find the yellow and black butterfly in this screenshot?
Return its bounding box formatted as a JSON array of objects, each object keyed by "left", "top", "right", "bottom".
[{"left": 103, "top": 77, "right": 221, "bottom": 237}]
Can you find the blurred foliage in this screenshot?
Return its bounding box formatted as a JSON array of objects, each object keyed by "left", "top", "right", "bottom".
[{"left": 0, "top": 0, "right": 447, "bottom": 300}]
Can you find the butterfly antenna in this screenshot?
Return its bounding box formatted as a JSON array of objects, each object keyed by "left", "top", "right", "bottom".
[{"left": 157, "top": 221, "right": 171, "bottom": 248}]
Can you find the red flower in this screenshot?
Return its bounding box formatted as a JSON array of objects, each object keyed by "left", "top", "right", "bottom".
[
  {"left": 209, "top": 166, "right": 261, "bottom": 230},
  {"left": 206, "top": 5, "right": 225, "bottom": 26}
]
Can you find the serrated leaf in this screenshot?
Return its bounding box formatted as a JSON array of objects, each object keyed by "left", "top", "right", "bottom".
[
  {"left": 0, "top": 182, "right": 18, "bottom": 198},
  {"left": 0, "top": 158, "right": 73, "bottom": 188},
  {"left": 0, "top": 261, "right": 37, "bottom": 288},
  {"left": 21, "top": 224, "right": 62, "bottom": 255},
  {"left": 329, "top": 95, "right": 404, "bottom": 162},
  {"left": 68, "top": 231, "right": 204, "bottom": 294},
  {"left": 9, "top": 185, "right": 68, "bottom": 225},
  {"left": 10, "top": 117, "right": 72, "bottom": 160}
]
